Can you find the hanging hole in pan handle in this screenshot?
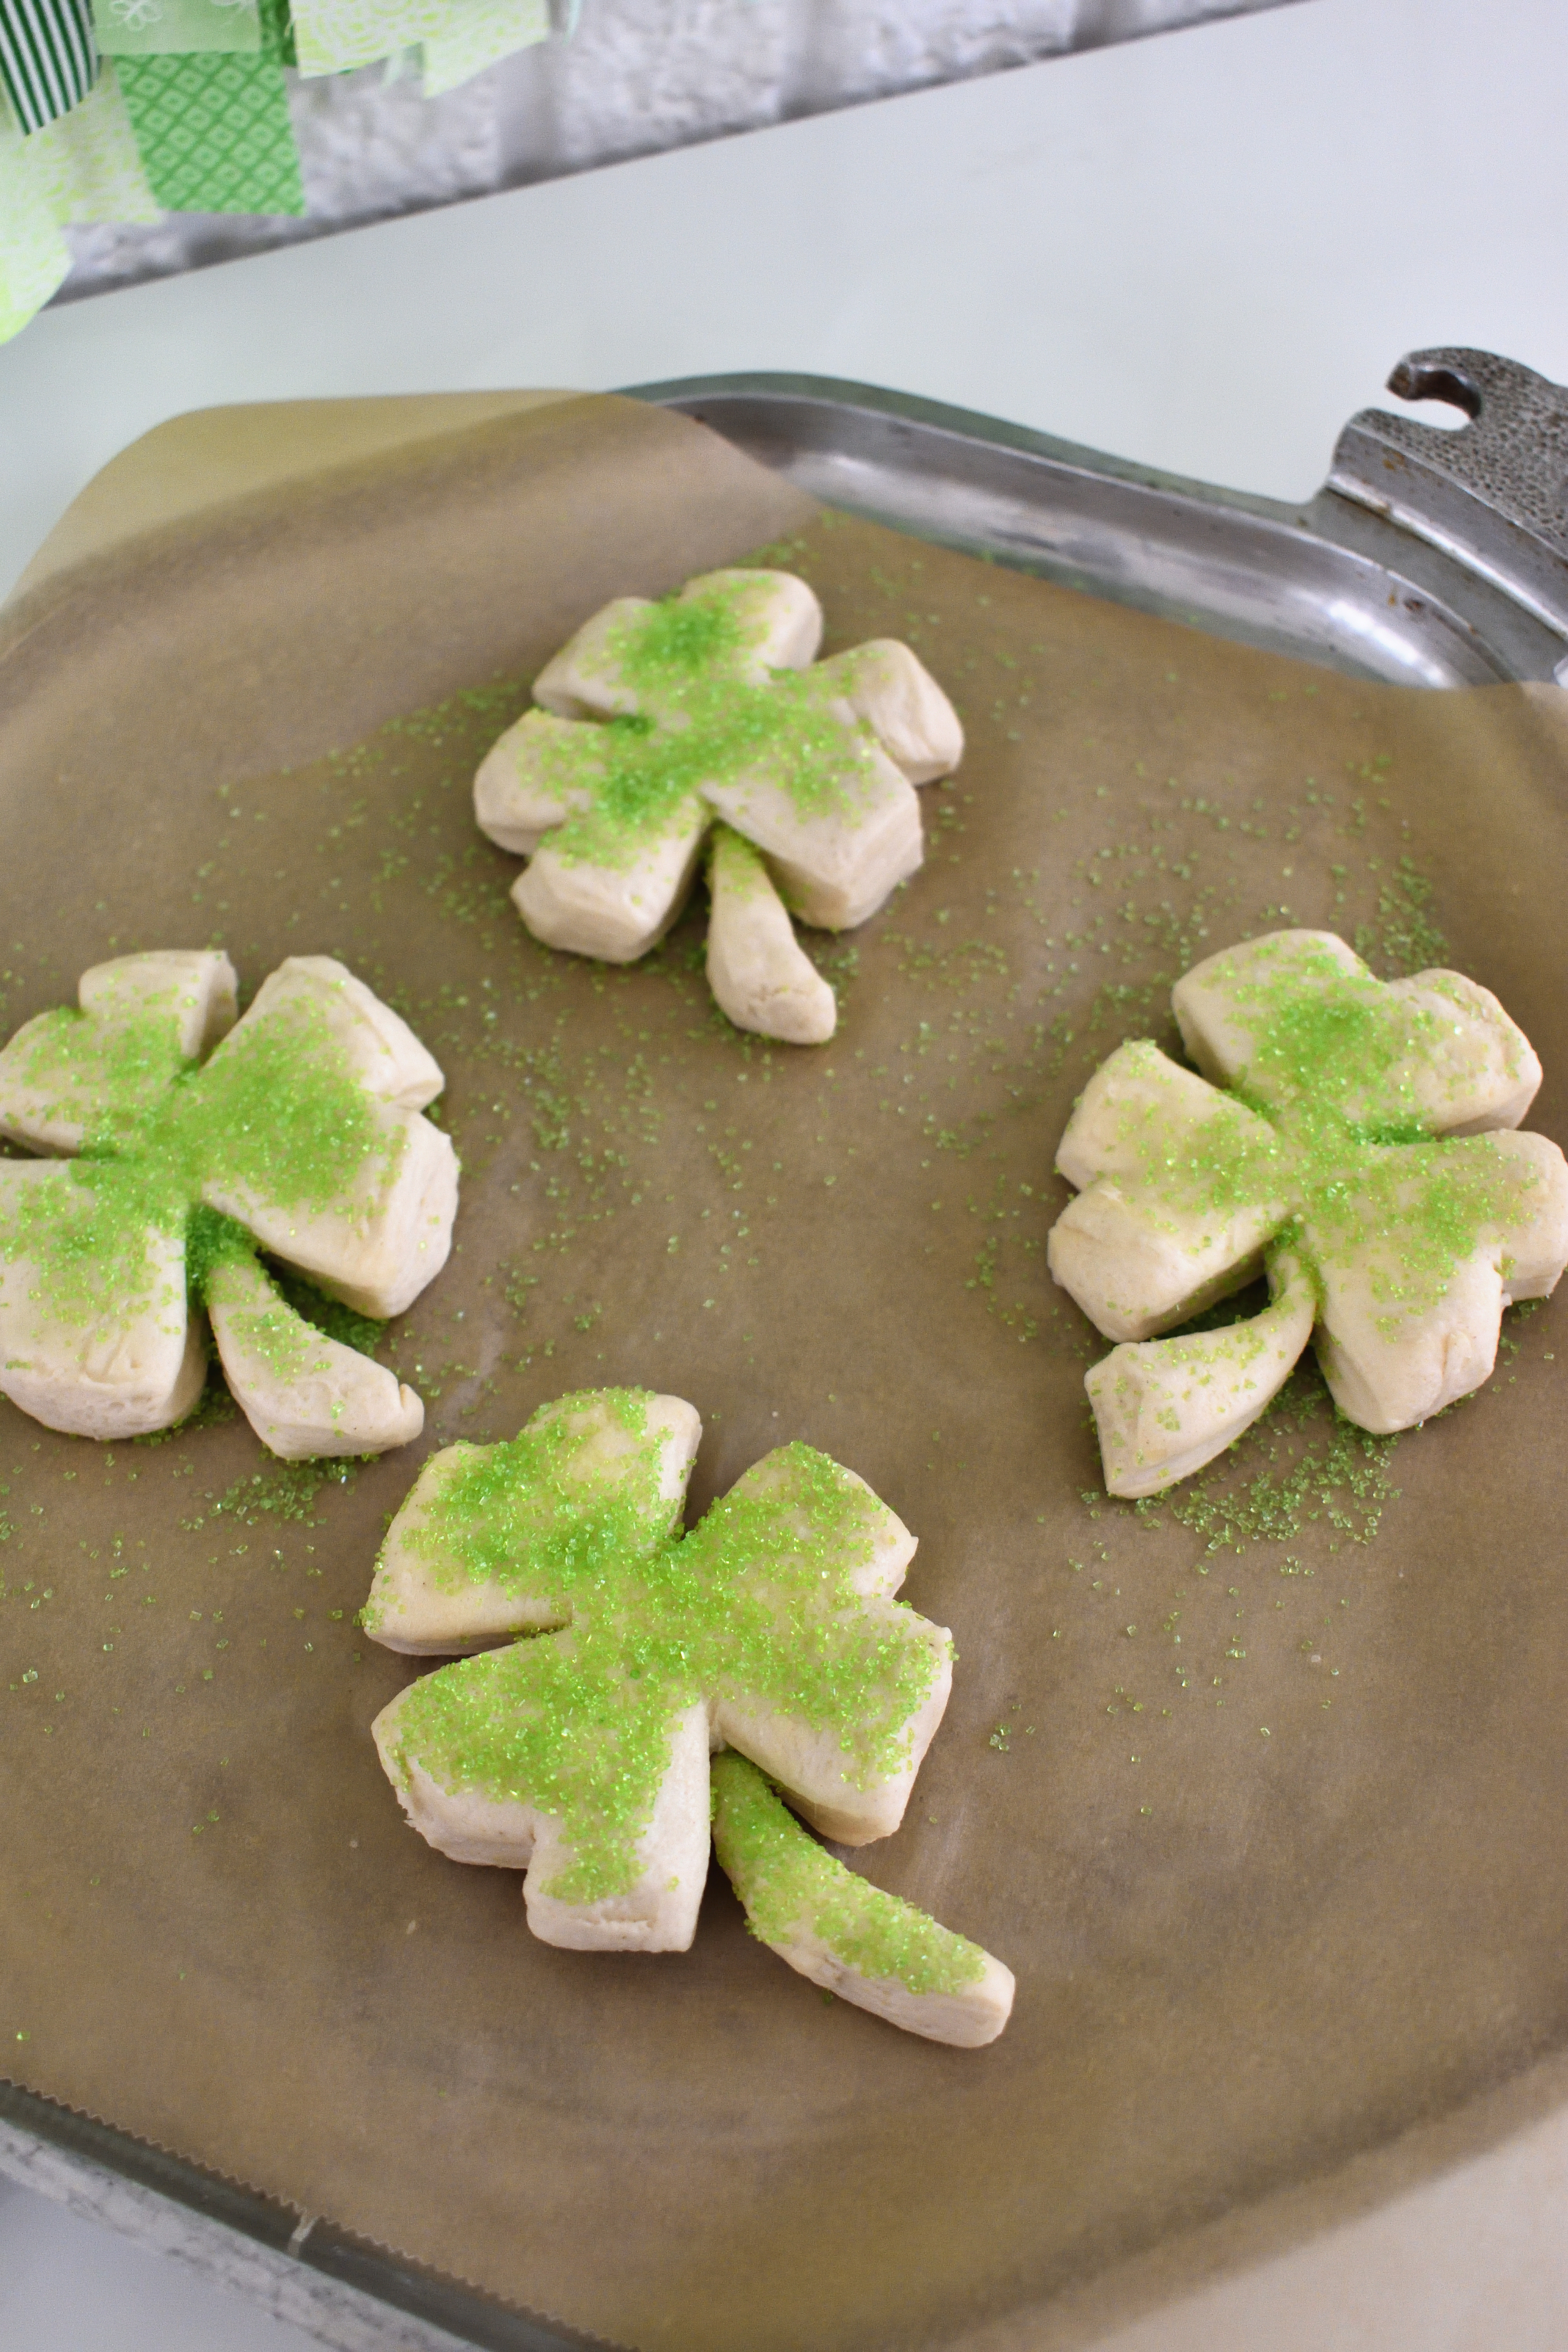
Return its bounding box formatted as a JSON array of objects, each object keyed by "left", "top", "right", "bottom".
[{"left": 1387, "top": 359, "right": 1484, "bottom": 421}]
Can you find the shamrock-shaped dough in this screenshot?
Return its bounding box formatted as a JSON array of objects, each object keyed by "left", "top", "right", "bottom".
[
  {"left": 474, "top": 569, "right": 964, "bottom": 1044},
  {"left": 365, "top": 1388, "right": 1013, "bottom": 2045},
  {"left": 1048, "top": 931, "right": 1568, "bottom": 1496},
  {"left": 0, "top": 951, "right": 457, "bottom": 1454}
]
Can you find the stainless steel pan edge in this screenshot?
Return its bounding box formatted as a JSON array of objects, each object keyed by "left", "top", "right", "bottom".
[{"left": 629, "top": 353, "right": 1568, "bottom": 690}]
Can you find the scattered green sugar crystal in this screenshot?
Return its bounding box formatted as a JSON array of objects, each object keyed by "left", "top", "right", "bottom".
[
  {"left": 209, "top": 1454, "right": 360, "bottom": 1527},
  {"left": 706, "top": 823, "right": 772, "bottom": 903},
  {"left": 403, "top": 1385, "right": 675, "bottom": 1602},
  {"left": 1058, "top": 929, "right": 1564, "bottom": 1494},
  {"left": 183, "top": 1205, "right": 254, "bottom": 1298},
  {"left": 1144, "top": 1362, "right": 1401, "bottom": 1555},
  {"left": 539, "top": 583, "right": 877, "bottom": 875},
  {"left": 4, "top": 1006, "right": 187, "bottom": 1147},
  {"left": 268, "top": 1265, "right": 385, "bottom": 1359},
  {"left": 374, "top": 1390, "right": 949, "bottom": 1906},
  {"left": 617, "top": 588, "right": 749, "bottom": 684},
  {"left": 0, "top": 989, "right": 398, "bottom": 1333},
  {"left": 0, "top": 955, "right": 449, "bottom": 1453},
  {"left": 711, "top": 1751, "right": 985, "bottom": 1998}
]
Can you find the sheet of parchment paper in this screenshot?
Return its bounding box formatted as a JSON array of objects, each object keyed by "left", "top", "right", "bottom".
[{"left": 2, "top": 390, "right": 1567, "bottom": 2352}]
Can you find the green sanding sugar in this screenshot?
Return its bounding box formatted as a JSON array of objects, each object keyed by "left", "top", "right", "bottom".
[
  {"left": 1133, "top": 1360, "right": 1401, "bottom": 1555},
  {"left": 0, "top": 989, "right": 403, "bottom": 1338},
  {"left": 377, "top": 1390, "right": 948, "bottom": 1906},
  {"left": 521, "top": 577, "right": 880, "bottom": 873},
  {"left": 617, "top": 590, "right": 749, "bottom": 684},
  {"left": 711, "top": 1750, "right": 985, "bottom": 1998},
  {"left": 1355, "top": 857, "right": 1448, "bottom": 977},
  {"left": 217, "top": 1281, "right": 335, "bottom": 1389},
  {"left": 1108, "top": 942, "right": 1543, "bottom": 1330},
  {"left": 207, "top": 1454, "right": 361, "bottom": 1528},
  {"left": 393, "top": 1385, "right": 675, "bottom": 1603},
  {"left": 268, "top": 1265, "right": 384, "bottom": 1359},
  {"left": 2, "top": 1006, "right": 187, "bottom": 1142},
  {"left": 707, "top": 823, "right": 771, "bottom": 903}
]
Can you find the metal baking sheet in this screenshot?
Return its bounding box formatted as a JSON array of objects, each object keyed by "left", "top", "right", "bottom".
[
  {"left": 633, "top": 357, "right": 1568, "bottom": 689},
  {"left": 2, "top": 355, "right": 1566, "bottom": 2352}
]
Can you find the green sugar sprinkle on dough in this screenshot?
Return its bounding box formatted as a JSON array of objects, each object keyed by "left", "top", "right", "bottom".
[
  {"left": 0, "top": 993, "right": 402, "bottom": 1337},
  {"left": 711, "top": 1751, "right": 985, "bottom": 1998},
  {"left": 268, "top": 1264, "right": 385, "bottom": 1360},
  {"left": 1117, "top": 945, "right": 1543, "bottom": 1328},
  {"left": 376, "top": 1390, "right": 948, "bottom": 1906},
  {"left": 617, "top": 589, "right": 749, "bottom": 685},
  {"left": 528, "top": 580, "right": 879, "bottom": 873},
  {"left": 396, "top": 1384, "right": 675, "bottom": 1602},
  {"left": 1134, "top": 1358, "right": 1401, "bottom": 1555}
]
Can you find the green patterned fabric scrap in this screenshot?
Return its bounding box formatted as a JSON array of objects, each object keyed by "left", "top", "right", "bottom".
[
  {"left": 0, "top": 103, "right": 69, "bottom": 337},
  {"left": 116, "top": 44, "right": 301, "bottom": 210},
  {"left": 92, "top": 0, "right": 261, "bottom": 60},
  {"left": 255, "top": 0, "right": 290, "bottom": 64},
  {"left": 0, "top": 0, "right": 96, "bottom": 133},
  {"left": 423, "top": 0, "right": 546, "bottom": 98},
  {"left": 290, "top": 0, "right": 436, "bottom": 77},
  {"left": 24, "top": 53, "right": 157, "bottom": 214},
  {"left": 0, "top": 0, "right": 584, "bottom": 343}
]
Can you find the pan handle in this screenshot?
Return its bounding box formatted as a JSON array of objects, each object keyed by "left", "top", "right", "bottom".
[{"left": 1328, "top": 347, "right": 1568, "bottom": 664}]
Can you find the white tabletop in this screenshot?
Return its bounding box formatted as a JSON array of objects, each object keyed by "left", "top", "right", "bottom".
[{"left": 3, "top": 0, "right": 1568, "bottom": 2343}]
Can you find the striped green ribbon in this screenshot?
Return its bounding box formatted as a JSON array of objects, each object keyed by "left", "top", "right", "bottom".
[{"left": 0, "top": 0, "right": 96, "bottom": 133}]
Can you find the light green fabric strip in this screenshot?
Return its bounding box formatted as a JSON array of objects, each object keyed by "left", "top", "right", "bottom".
[
  {"left": 422, "top": 0, "right": 546, "bottom": 98},
  {"left": 24, "top": 54, "right": 158, "bottom": 218},
  {"left": 290, "top": 0, "right": 436, "bottom": 76},
  {"left": 0, "top": 98, "right": 70, "bottom": 343},
  {"left": 91, "top": 0, "right": 260, "bottom": 59}
]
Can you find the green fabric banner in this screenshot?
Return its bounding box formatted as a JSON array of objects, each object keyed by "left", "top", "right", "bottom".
[
  {"left": 91, "top": 0, "right": 261, "bottom": 61},
  {"left": 116, "top": 45, "right": 302, "bottom": 211},
  {"left": 0, "top": 0, "right": 582, "bottom": 344},
  {"left": 25, "top": 52, "right": 158, "bottom": 214},
  {"left": 290, "top": 0, "right": 432, "bottom": 78},
  {"left": 0, "top": 0, "right": 96, "bottom": 134},
  {"left": 0, "top": 101, "right": 70, "bottom": 338},
  {"left": 422, "top": 0, "right": 546, "bottom": 98}
]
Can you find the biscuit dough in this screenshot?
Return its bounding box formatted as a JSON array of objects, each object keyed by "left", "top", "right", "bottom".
[
  {"left": 474, "top": 569, "right": 964, "bottom": 1043},
  {"left": 0, "top": 950, "right": 456, "bottom": 1450},
  {"left": 366, "top": 1386, "right": 1012, "bottom": 2044},
  {"left": 1049, "top": 931, "right": 1568, "bottom": 1495}
]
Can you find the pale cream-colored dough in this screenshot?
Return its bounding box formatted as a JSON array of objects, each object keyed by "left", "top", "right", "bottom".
[{"left": 205, "top": 1249, "right": 423, "bottom": 1459}]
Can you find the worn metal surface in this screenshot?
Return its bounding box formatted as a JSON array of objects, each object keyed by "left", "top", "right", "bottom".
[
  {"left": 633, "top": 366, "right": 1568, "bottom": 686},
  {"left": 1329, "top": 347, "right": 1568, "bottom": 647},
  {"left": 0, "top": 2087, "right": 581, "bottom": 2352}
]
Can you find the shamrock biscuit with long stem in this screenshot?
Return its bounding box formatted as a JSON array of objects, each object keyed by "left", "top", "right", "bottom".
[{"left": 365, "top": 1387, "right": 1011, "bottom": 2044}]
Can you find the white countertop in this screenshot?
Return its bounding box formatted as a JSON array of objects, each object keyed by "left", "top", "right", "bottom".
[{"left": 3, "top": 0, "right": 1568, "bottom": 2342}]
